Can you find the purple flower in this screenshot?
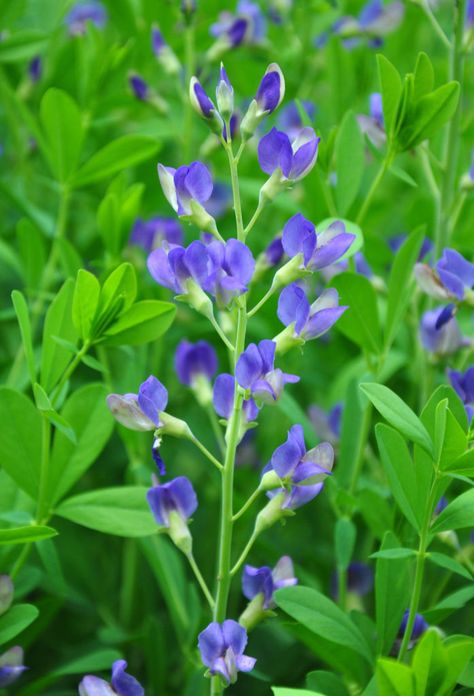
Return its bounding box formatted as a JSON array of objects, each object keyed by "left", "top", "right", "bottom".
[
  {"left": 436, "top": 249, "right": 474, "bottom": 300},
  {"left": 448, "top": 367, "right": 474, "bottom": 424},
  {"left": 129, "top": 73, "right": 149, "bottom": 101},
  {"left": 198, "top": 620, "right": 256, "bottom": 684},
  {"left": 213, "top": 373, "right": 259, "bottom": 424},
  {"left": 389, "top": 234, "right": 433, "bottom": 261},
  {"left": 420, "top": 307, "right": 468, "bottom": 355},
  {"left": 107, "top": 376, "right": 168, "bottom": 432},
  {"left": 151, "top": 25, "right": 181, "bottom": 75},
  {"left": 357, "top": 92, "right": 386, "bottom": 149},
  {"left": 190, "top": 77, "right": 219, "bottom": 119},
  {"left": 28, "top": 56, "right": 42, "bottom": 82},
  {"left": 282, "top": 213, "right": 355, "bottom": 272},
  {"left": 277, "top": 100, "right": 316, "bottom": 141},
  {"left": 236, "top": 339, "right": 299, "bottom": 404},
  {"left": 331, "top": 562, "right": 374, "bottom": 598},
  {"left": 242, "top": 556, "right": 297, "bottom": 608},
  {"left": 277, "top": 283, "right": 347, "bottom": 341},
  {"left": 255, "top": 63, "right": 285, "bottom": 114},
  {"left": 0, "top": 647, "right": 26, "bottom": 689},
  {"left": 175, "top": 340, "right": 218, "bottom": 387},
  {"left": 258, "top": 126, "right": 320, "bottom": 182},
  {"left": 158, "top": 161, "right": 213, "bottom": 217},
  {"left": 210, "top": 1, "right": 266, "bottom": 47},
  {"left": 264, "top": 424, "right": 334, "bottom": 509},
  {"left": 130, "top": 217, "right": 183, "bottom": 252},
  {"left": 358, "top": 0, "right": 404, "bottom": 36},
  {"left": 147, "top": 476, "right": 197, "bottom": 527},
  {"left": 0, "top": 575, "right": 13, "bottom": 616},
  {"left": 309, "top": 402, "right": 343, "bottom": 444},
  {"left": 467, "top": 0, "right": 474, "bottom": 28},
  {"left": 151, "top": 25, "right": 165, "bottom": 56},
  {"left": 147, "top": 238, "right": 255, "bottom": 307},
  {"left": 397, "top": 611, "right": 429, "bottom": 642},
  {"left": 326, "top": 252, "right": 373, "bottom": 280},
  {"left": 79, "top": 659, "right": 144, "bottom": 696},
  {"left": 65, "top": 2, "right": 107, "bottom": 35},
  {"left": 265, "top": 236, "right": 284, "bottom": 266},
  {"left": 434, "top": 496, "right": 449, "bottom": 515}
]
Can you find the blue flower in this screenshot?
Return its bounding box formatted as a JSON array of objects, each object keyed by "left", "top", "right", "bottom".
[
  {"left": 448, "top": 367, "right": 474, "bottom": 424},
  {"left": 397, "top": 611, "right": 429, "bottom": 642},
  {"left": 236, "top": 339, "right": 299, "bottom": 404},
  {"left": 175, "top": 340, "right": 218, "bottom": 387},
  {"left": 258, "top": 127, "right": 320, "bottom": 182},
  {"left": 107, "top": 376, "right": 168, "bottom": 432},
  {"left": 255, "top": 64, "right": 285, "bottom": 115},
  {"left": 147, "top": 476, "right": 198, "bottom": 528},
  {"left": 277, "top": 100, "right": 316, "bottom": 141},
  {"left": 198, "top": 620, "right": 256, "bottom": 684},
  {"left": 210, "top": 1, "right": 267, "bottom": 47},
  {"left": 242, "top": 556, "right": 297, "bottom": 608},
  {"left": 282, "top": 213, "right": 355, "bottom": 271},
  {"left": 79, "top": 659, "right": 143, "bottom": 696},
  {"left": 357, "top": 92, "right": 386, "bottom": 149},
  {"left": 264, "top": 424, "right": 334, "bottom": 509},
  {"left": 65, "top": 2, "right": 107, "bottom": 35},
  {"left": 0, "top": 647, "right": 27, "bottom": 688},
  {"left": 419, "top": 307, "right": 468, "bottom": 355},
  {"left": 213, "top": 373, "right": 259, "bottom": 424},
  {"left": 28, "top": 56, "right": 42, "bottom": 82},
  {"left": 331, "top": 562, "right": 374, "bottom": 598},
  {"left": 277, "top": 283, "right": 347, "bottom": 341},
  {"left": 158, "top": 161, "right": 213, "bottom": 217},
  {"left": 309, "top": 402, "right": 343, "bottom": 444},
  {"left": 128, "top": 73, "right": 149, "bottom": 101},
  {"left": 130, "top": 217, "right": 183, "bottom": 252}
]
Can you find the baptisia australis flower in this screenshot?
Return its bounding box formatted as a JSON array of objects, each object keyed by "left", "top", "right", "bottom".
[
  {"left": 309, "top": 403, "right": 343, "bottom": 445},
  {"left": 130, "top": 217, "right": 183, "bottom": 252},
  {"left": 213, "top": 373, "right": 259, "bottom": 439},
  {"left": 277, "top": 100, "right": 316, "bottom": 141},
  {"left": 175, "top": 339, "right": 218, "bottom": 406},
  {"left": 128, "top": 73, "right": 149, "bottom": 101},
  {"left": 147, "top": 476, "right": 198, "bottom": 554},
  {"left": 236, "top": 339, "right": 299, "bottom": 405},
  {"left": 198, "top": 620, "right": 256, "bottom": 685},
  {"left": 448, "top": 367, "right": 474, "bottom": 424},
  {"left": 158, "top": 160, "right": 218, "bottom": 234},
  {"left": 420, "top": 307, "right": 469, "bottom": 355},
  {"left": 65, "top": 1, "right": 107, "bottom": 36},
  {"left": 28, "top": 56, "right": 42, "bottom": 83},
  {"left": 151, "top": 25, "right": 181, "bottom": 76},
  {"left": 240, "top": 64, "right": 285, "bottom": 139},
  {"left": 79, "top": 659, "right": 144, "bottom": 696},
  {"left": 209, "top": 0, "right": 267, "bottom": 57},
  {"left": 0, "top": 647, "right": 27, "bottom": 688},
  {"left": 357, "top": 92, "right": 386, "bottom": 149},
  {"left": 391, "top": 612, "right": 429, "bottom": 654},
  {"left": 415, "top": 249, "right": 474, "bottom": 304},
  {"left": 240, "top": 557, "right": 297, "bottom": 629},
  {"left": 275, "top": 283, "right": 348, "bottom": 353}
]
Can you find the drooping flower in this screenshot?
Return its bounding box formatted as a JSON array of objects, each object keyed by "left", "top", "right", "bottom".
[
  {"left": 0, "top": 647, "right": 27, "bottom": 689},
  {"left": 79, "top": 659, "right": 144, "bottom": 696},
  {"left": 415, "top": 249, "right": 474, "bottom": 302},
  {"left": 242, "top": 556, "right": 297, "bottom": 609},
  {"left": 419, "top": 307, "right": 468, "bottom": 355},
  {"left": 309, "top": 402, "right": 343, "bottom": 444},
  {"left": 158, "top": 161, "right": 213, "bottom": 217},
  {"left": 147, "top": 476, "right": 198, "bottom": 528},
  {"left": 28, "top": 56, "right": 42, "bottom": 82},
  {"left": 198, "top": 620, "right": 256, "bottom": 685},
  {"left": 236, "top": 339, "right": 299, "bottom": 404},
  {"left": 258, "top": 126, "right": 320, "bottom": 183},
  {"left": 277, "top": 100, "right": 316, "bottom": 141},
  {"left": 264, "top": 424, "right": 334, "bottom": 510},
  {"left": 277, "top": 283, "right": 347, "bottom": 343},
  {"left": 281, "top": 213, "right": 355, "bottom": 272},
  {"left": 130, "top": 217, "right": 183, "bottom": 252},
  {"left": 128, "top": 73, "right": 149, "bottom": 101},
  {"left": 175, "top": 340, "right": 218, "bottom": 387},
  {"left": 213, "top": 373, "right": 259, "bottom": 426},
  {"left": 0, "top": 576, "right": 13, "bottom": 616},
  {"left": 448, "top": 367, "right": 474, "bottom": 424},
  {"left": 65, "top": 1, "right": 107, "bottom": 35}
]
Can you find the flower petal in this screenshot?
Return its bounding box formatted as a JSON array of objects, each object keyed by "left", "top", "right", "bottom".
[
  {"left": 213, "top": 373, "right": 235, "bottom": 419},
  {"left": 257, "top": 127, "right": 292, "bottom": 176}
]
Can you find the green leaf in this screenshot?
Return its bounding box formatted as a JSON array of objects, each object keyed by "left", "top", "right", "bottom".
[
  {"left": 72, "top": 135, "right": 160, "bottom": 187},
  {"left": 0, "top": 604, "right": 39, "bottom": 645},
  {"left": 97, "top": 193, "right": 121, "bottom": 256},
  {"left": 411, "top": 629, "right": 447, "bottom": 696},
  {"left": 11, "top": 290, "right": 36, "bottom": 386},
  {"left": 39, "top": 88, "right": 84, "bottom": 182},
  {"left": 0, "top": 526, "right": 58, "bottom": 545},
  {"left": 33, "top": 383, "right": 77, "bottom": 444},
  {"left": 55, "top": 487, "right": 157, "bottom": 537},
  {"left": 375, "top": 424, "right": 423, "bottom": 530},
  {"left": 335, "top": 111, "right": 364, "bottom": 214},
  {"left": 330, "top": 273, "right": 382, "bottom": 354},
  {"left": 444, "top": 449, "right": 474, "bottom": 476},
  {"left": 438, "top": 409, "right": 468, "bottom": 470},
  {"left": 0, "top": 30, "right": 47, "bottom": 62},
  {"left": 421, "top": 385, "right": 468, "bottom": 435},
  {"left": 376, "top": 54, "right": 402, "bottom": 137},
  {"left": 57, "top": 237, "right": 83, "bottom": 277},
  {"left": 376, "top": 658, "right": 415, "bottom": 696},
  {"left": 101, "top": 300, "right": 176, "bottom": 346},
  {"left": 400, "top": 82, "right": 460, "bottom": 150},
  {"left": 0, "top": 388, "right": 42, "bottom": 499},
  {"left": 358, "top": 488, "right": 394, "bottom": 541},
  {"left": 335, "top": 518, "right": 356, "bottom": 570},
  {"left": 17, "top": 218, "right": 46, "bottom": 291},
  {"left": 384, "top": 228, "right": 424, "bottom": 349},
  {"left": 430, "top": 488, "right": 474, "bottom": 533},
  {"left": 40, "top": 279, "right": 79, "bottom": 393},
  {"left": 272, "top": 690, "right": 323, "bottom": 696},
  {"left": 276, "top": 392, "right": 317, "bottom": 447},
  {"left": 53, "top": 648, "right": 123, "bottom": 677},
  {"left": 48, "top": 384, "right": 114, "bottom": 505},
  {"left": 427, "top": 552, "right": 472, "bottom": 581},
  {"left": 423, "top": 585, "right": 474, "bottom": 624},
  {"left": 275, "top": 586, "right": 373, "bottom": 663},
  {"left": 413, "top": 52, "right": 434, "bottom": 101},
  {"left": 336, "top": 377, "right": 365, "bottom": 488},
  {"left": 94, "top": 263, "right": 137, "bottom": 337},
  {"left": 371, "top": 548, "right": 416, "bottom": 560},
  {"left": 361, "top": 383, "right": 434, "bottom": 456},
  {"left": 72, "top": 269, "right": 100, "bottom": 340},
  {"left": 442, "top": 636, "right": 474, "bottom": 694},
  {"left": 375, "top": 532, "right": 411, "bottom": 655},
  {"left": 306, "top": 670, "right": 350, "bottom": 696}
]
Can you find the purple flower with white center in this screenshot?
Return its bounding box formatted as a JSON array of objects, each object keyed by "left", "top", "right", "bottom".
[
  {"left": 255, "top": 63, "right": 285, "bottom": 115},
  {"left": 258, "top": 126, "right": 320, "bottom": 182},
  {"left": 216, "top": 63, "right": 234, "bottom": 120},
  {"left": 0, "top": 647, "right": 27, "bottom": 689},
  {"left": 419, "top": 307, "right": 468, "bottom": 355},
  {"left": 28, "top": 56, "right": 42, "bottom": 82},
  {"left": 79, "top": 659, "right": 144, "bottom": 696},
  {"left": 175, "top": 340, "right": 218, "bottom": 387},
  {"left": 309, "top": 402, "right": 343, "bottom": 444},
  {"left": 189, "top": 77, "right": 218, "bottom": 119},
  {"left": 281, "top": 213, "right": 355, "bottom": 272},
  {"left": 158, "top": 161, "right": 213, "bottom": 217},
  {"left": 236, "top": 339, "right": 299, "bottom": 404},
  {"left": 265, "top": 424, "right": 334, "bottom": 509},
  {"left": 107, "top": 376, "right": 168, "bottom": 432},
  {"left": 130, "top": 217, "right": 183, "bottom": 252},
  {"left": 277, "top": 100, "right": 316, "bottom": 141},
  {"left": 198, "top": 620, "right": 256, "bottom": 684},
  {"left": 151, "top": 25, "right": 181, "bottom": 75},
  {"left": 0, "top": 575, "right": 13, "bottom": 616},
  {"left": 147, "top": 476, "right": 197, "bottom": 528},
  {"left": 242, "top": 556, "right": 297, "bottom": 609},
  {"left": 277, "top": 283, "right": 348, "bottom": 341},
  {"left": 210, "top": 1, "right": 266, "bottom": 48},
  {"left": 213, "top": 373, "right": 259, "bottom": 425},
  {"left": 128, "top": 73, "right": 149, "bottom": 101},
  {"left": 448, "top": 367, "right": 474, "bottom": 424},
  {"left": 65, "top": 2, "right": 107, "bottom": 35}
]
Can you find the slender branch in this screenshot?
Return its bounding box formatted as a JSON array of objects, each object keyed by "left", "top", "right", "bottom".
[
  {"left": 420, "top": 0, "right": 452, "bottom": 48},
  {"left": 187, "top": 553, "right": 215, "bottom": 610},
  {"left": 243, "top": 200, "right": 265, "bottom": 239},
  {"left": 206, "top": 404, "right": 226, "bottom": 457},
  {"left": 355, "top": 159, "right": 388, "bottom": 227},
  {"left": 230, "top": 531, "right": 258, "bottom": 577},
  {"left": 232, "top": 488, "right": 262, "bottom": 522},
  {"left": 208, "top": 313, "right": 235, "bottom": 352},
  {"left": 36, "top": 416, "right": 52, "bottom": 524},
  {"left": 192, "top": 436, "right": 223, "bottom": 471},
  {"left": 247, "top": 285, "right": 276, "bottom": 319},
  {"left": 50, "top": 340, "right": 90, "bottom": 407}
]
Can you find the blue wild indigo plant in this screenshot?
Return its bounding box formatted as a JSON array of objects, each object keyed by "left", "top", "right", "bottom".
[{"left": 0, "top": 1, "right": 473, "bottom": 694}]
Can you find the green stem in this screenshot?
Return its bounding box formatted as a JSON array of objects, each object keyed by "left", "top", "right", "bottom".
[
  {"left": 183, "top": 21, "right": 196, "bottom": 161},
  {"left": 230, "top": 530, "right": 258, "bottom": 577},
  {"left": 224, "top": 142, "right": 245, "bottom": 242},
  {"left": 232, "top": 487, "right": 261, "bottom": 522},
  {"left": 243, "top": 200, "right": 265, "bottom": 240},
  {"left": 10, "top": 543, "right": 32, "bottom": 580},
  {"left": 192, "top": 436, "right": 223, "bottom": 471},
  {"left": 208, "top": 313, "right": 235, "bottom": 351},
  {"left": 355, "top": 159, "right": 388, "bottom": 227},
  {"left": 36, "top": 416, "right": 52, "bottom": 524},
  {"left": 420, "top": 0, "right": 452, "bottom": 48},
  {"left": 206, "top": 404, "right": 226, "bottom": 457},
  {"left": 247, "top": 285, "right": 276, "bottom": 319},
  {"left": 337, "top": 567, "right": 348, "bottom": 611},
  {"left": 434, "top": 0, "right": 466, "bottom": 258},
  {"left": 50, "top": 340, "right": 90, "bottom": 407},
  {"left": 187, "top": 553, "right": 215, "bottom": 610},
  {"left": 349, "top": 404, "right": 373, "bottom": 496}
]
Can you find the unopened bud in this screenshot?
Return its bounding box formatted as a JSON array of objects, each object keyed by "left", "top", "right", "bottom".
[
  {"left": 254, "top": 492, "right": 292, "bottom": 535},
  {"left": 159, "top": 412, "right": 193, "bottom": 440}
]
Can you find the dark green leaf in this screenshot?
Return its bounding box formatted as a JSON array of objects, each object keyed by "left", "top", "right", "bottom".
[
  {"left": 375, "top": 531, "right": 411, "bottom": 655},
  {"left": 335, "top": 518, "right": 356, "bottom": 570},
  {"left": 430, "top": 488, "right": 474, "bottom": 533},
  {"left": 0, "top": 604, "right": 39, "bottom": 645},
  {"left": 40, "top": 279, "right": 79, "bottom": 393},
  {"left": 101, "top": 300, "right": 176, "bottom": 346},
  {"left": 11, "top": 290, "right": 36, "bottom": 386},
  {"left": 331, "top": 273, "right": 382, "bottom": 354},
  {"left": 427, "top": 552, "right": 472, "bottom": 581},
  {"left": 0, "top": 526, "right": 57, "bottom": 545},
  {"left": 39, "top": 88, "right": 84, "bottom": 182},
  {"left": 335, "top": 111, "right": 364, "bottom": 214},
  {"left": 0, "top": 30, "right": 47, "bottom": 62}
]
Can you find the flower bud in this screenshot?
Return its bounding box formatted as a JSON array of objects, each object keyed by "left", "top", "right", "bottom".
[
  {"left": 216, "top": 63, "right": 234, "bottom": 121},
  {"left": 189, "top": 77, "right": 224, "bottom": 135},
  {"left": 258, "top": 168, "right": 288, "bottom": 202},
  {"left": 272, "top": 253, "right": 304, "bottom": 289},
  {"left": 129, "top": 72, "right": 149, "bottom": 101},
  {"left": 168, "top": 509, "right": 193, "bottom": 554},
  {"left": 273, "top": 324, "right": 304, "bottom": 355},
  {"left": 254, "top": 492, "right": 292, "bottom": 535},
  {"left": 159, "top": 413, "right": 194, "bottom": 440},
  {"left": 239, "top": 594, "right": 270, "bottom": 632},
  {"left": 183, "top": 199, "right": 220, "bottom": 238},
  {"left": 177, "top": 278, "right": 214, "bottom": 319},
  {"left": 0, "top": 576, "right": 13, "bottom": 616},
  {"left": 259, "top": 469, "right": 282, "bottom": 491},
  {"left": 240, "top": 99, "right": 260, "bottom": 140}
]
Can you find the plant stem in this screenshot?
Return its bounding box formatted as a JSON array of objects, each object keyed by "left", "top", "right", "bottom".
[
  {"left": 230, "top": 530, "right": 258, "bottom": 577},
  {"left": 337, "top": 567, "right": 348, "bottom": 611},
  {"left": 208, "top": 313, "right": 235, "bottom": 351},
  {"left": 421, "top": 0, "right": 452, "bottom": 48},
  {"left": 10, "top": 543, "right": 32, "bottom": 580},
  {"left": 243, "top": 200, "right": 265, "bottom": 240},
  {"left": 187, "top": 553, "right": 215, "bottom": 610},
  {"left": 355, "top": 159, "right": 388, "bottom": 227},
  {"left": 247, "top": 285, "right": 276, "bottom": 319},
  {"left": 36, "top": 416, "right": 52, "bottom": 524},
  {"left": 349, "top": 404, "right": 373, "bottom": 496},
  {"left": 224, "top": 142, "right": 245, "bottom": 243},
  {"left": 50, "top": 340, "right": 90, "bottom": 407},
  {"left": 232, "top": 487, "right": 261, "bottom": 522},
  {"left": 183, "top": 20, "right": 195, "bottom": 161},
  {"left": 206, "top": 404, "right": 226, "bottom": 457},
  {"left": 192, "top": 436, "right": 223, "bottom": 471},
  {"left": 434, "top": 0, "right": 467, "bottom": 258}
]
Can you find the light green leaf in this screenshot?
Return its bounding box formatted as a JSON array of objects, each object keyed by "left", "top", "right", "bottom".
[
  {"left": 331, "top": 273, "right": 382, "bottom": 354},
  {"left": 430, "top": 488, "right": 474, "bottom": 533},
  {"left": 335, "top": 518, "right": 356, "bottom": 570},
  {"left": 72, "top": 269, "right": 100, "bottom": 340},
  {"left": 101, "top": 300, "right": 176, "bottom": 346},
  {"left": 375, "top": 531, "right": 411, "bottom": 655},
  {"left": 427, "top": 552, "right": 472, "bottom": 581},
  {"left": 0, "top": 30, "right": 47, "bottom": 62},
  {"left": 335, "top": 111, "right": 364, "bottom": 214},
  {"left": 0, "top": 526, "right": 58, "bottom": 546},
  {"left": 40, "top": 279, "right": 79, "bottom": 393},
  {"left": 371, "top": 548, "right": 416, "bottom": 560},
  {"left": 272, "top": 690, "right": 324, "bottom": 696},
  {"left": 376, "top": 54, "right": 402, "bottom": 137},
  {"left": 11, "top": 290, "right": 36, "bottom": 386},
  {"left": 413, "top": 52, "right": 434, "bottom": 101},
  {"left": 0, "top": 604, "right": 39, "bottom": 645},
  {"left": 376, "top": 658, "right": 414, "bottom": 696},
  {"left": 40, "top": 88, "right": 84, "bottom": 182}
]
